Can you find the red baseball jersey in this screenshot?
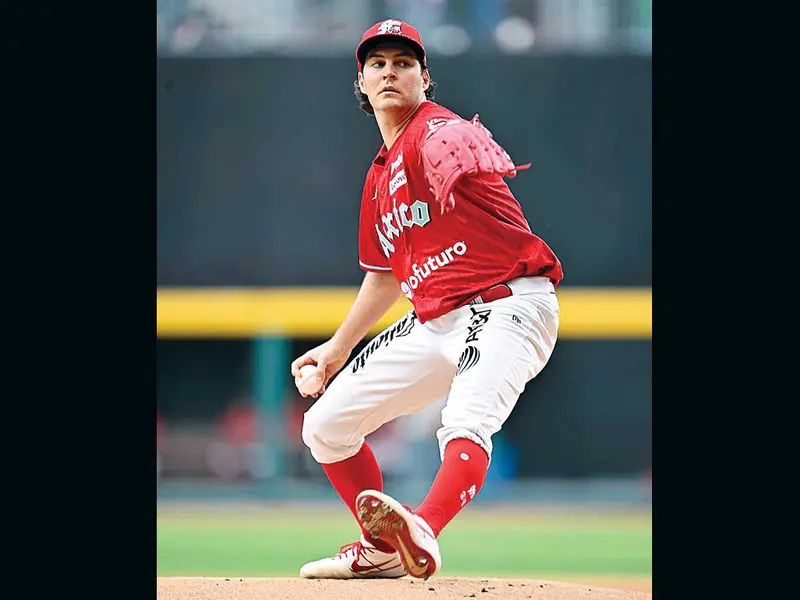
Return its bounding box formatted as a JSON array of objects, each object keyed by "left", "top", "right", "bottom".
[{"left": 358, "top": 101, "right": 563, "bottom": 323}]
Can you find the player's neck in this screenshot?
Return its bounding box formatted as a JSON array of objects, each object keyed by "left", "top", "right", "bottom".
[{"left": 375, "top": 101, "right": 423, "bottom": 151}]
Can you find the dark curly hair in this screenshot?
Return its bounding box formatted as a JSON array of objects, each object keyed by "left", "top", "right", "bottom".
[{"left": 353, "top": 78, "right": 437, "bottom": 116}]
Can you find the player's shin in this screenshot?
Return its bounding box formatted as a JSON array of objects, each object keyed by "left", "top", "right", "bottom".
[
  {"left": 321, "top": 442, "right": 396, "bottom": 553},
  {"left": 414, "top": 438, "right": 489, "bottom": 537}
]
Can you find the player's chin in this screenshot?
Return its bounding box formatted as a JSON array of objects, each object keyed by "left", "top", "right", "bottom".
[{"left": 372, "top": 94, "right": 409, "bottom": 110}]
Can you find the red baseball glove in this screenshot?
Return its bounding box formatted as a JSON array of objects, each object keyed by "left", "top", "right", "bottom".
[{"left": 421, "top": 114, "right": 531, "bottom": 214}]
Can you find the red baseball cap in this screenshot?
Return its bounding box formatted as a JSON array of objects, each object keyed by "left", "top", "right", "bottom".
[{"left": 356, "top": 19, "right": 427, "bottom": 71}]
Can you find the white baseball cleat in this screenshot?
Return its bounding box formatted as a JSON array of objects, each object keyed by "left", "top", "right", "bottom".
[
  {"left": 299, "top": 535, "right": 407, "bottom": 579},
  {"left": 355, "top": 489, "right": 442, "bottom": 580}
]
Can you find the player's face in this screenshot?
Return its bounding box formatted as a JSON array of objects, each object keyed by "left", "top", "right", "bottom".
[{"left": 358, "top": 45, "right": 430, "bottom": 114}]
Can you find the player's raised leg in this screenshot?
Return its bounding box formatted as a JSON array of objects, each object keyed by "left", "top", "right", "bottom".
[
  {"left": 299, "top": 311, "right": 453, "bottom": 579},
  {"left": 415, "top": 281, "right": 560, "bottom": 538}
]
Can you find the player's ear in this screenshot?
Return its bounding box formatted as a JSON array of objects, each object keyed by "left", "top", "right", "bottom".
[
  {"left": 357, "top": 71, "right": 367, "bottom": 94},
  {"left": 421, "top": 68, "right": 430, "bottom": 92}
]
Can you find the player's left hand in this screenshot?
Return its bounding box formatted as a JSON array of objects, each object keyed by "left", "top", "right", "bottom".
[{"left": 421, "top": 115, "right": 531, "bottom": 214}]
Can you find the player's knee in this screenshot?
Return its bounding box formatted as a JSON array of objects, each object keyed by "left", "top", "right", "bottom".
[
  {"left": 301, "top": 406, "right": 327, "bottom": 458},
  {"left": 436, "top": 425, "right": 493, "bottom": 463},
  {"left": 301, "top": 402, "right": 362, "bottom": 464}
]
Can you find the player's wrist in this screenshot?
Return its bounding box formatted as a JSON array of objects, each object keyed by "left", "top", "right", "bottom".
[{"left": 329, "top": 333, "right": 357, "bottom": 357}]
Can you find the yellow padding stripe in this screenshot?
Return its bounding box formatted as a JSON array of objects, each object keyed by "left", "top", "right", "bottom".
[{"left": 156, "top": 287, "right": 651, "bottom": 339}]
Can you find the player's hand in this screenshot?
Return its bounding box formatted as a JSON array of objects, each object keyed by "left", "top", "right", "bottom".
[
  {"left": 290, "top": 340, "right": 352, "bottom": 398},
  {"left": 422, "top": 114, "right": 531, "bottom": 214}
]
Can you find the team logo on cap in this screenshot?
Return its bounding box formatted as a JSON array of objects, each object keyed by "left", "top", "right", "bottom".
[{"left": 377, "top": 19, "right": 403, "bottom": 35}]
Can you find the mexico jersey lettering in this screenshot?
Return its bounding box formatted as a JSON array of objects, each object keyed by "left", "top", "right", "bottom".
[{"left": 358, "top": 101, "right": 563, "bottom": 323}]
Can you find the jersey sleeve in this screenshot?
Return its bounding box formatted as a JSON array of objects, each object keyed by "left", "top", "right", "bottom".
[{"left": 358, "top": 174, "right": 392, "bottom": 273}]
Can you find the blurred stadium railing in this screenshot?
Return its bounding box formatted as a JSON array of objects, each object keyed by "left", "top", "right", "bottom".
[{"left": 157, "top": 0, "right": 652, "bottom": 57}]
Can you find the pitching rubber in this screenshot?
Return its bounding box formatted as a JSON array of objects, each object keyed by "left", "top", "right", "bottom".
[{"left": 355, "top": 490, "right": 439, "bottom": 580}]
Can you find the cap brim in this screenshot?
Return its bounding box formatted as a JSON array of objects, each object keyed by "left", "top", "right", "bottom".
[{"left": 357, "top": 35, "right": 426, "bottom": 70}]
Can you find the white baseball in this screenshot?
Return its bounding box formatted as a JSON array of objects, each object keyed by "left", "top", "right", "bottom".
[{"left": 295, "top": 364, "right": 323, "bottom": 396}]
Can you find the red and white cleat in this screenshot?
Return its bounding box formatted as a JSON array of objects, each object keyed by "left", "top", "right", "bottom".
[
  {"left": 355, "top": 489, "right": 442, "bottom": 580},
  {"left": 299, "top": 536, "right": 407, "bottom": 579}
]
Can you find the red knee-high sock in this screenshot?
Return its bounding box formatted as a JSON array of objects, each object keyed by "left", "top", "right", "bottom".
[
  {"left": 415, "top": 439, "right": 490, "bottom": 537},
  {"left": 321, "top": 442, "right": 395, "bottom": 553}
]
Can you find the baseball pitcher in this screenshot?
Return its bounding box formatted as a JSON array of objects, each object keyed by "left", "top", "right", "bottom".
[{"left": 291, "top": 19, "right": 564, "bottom": 581}]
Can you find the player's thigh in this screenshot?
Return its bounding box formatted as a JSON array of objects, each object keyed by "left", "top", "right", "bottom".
[
  {"left": 306, "top": 311, "right": 454, "bottom": 443},
  {"left": 439, "top": 293, "right": 560, "bottom": 454}
]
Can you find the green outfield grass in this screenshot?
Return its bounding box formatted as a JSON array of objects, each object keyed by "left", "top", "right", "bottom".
[{"left": 157, "top": 506, "right": 651, "bottom": 579}]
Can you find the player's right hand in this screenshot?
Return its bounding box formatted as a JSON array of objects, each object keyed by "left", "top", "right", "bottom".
[{"left": 290, "top": 340, "right": 352, "bottom": 398}]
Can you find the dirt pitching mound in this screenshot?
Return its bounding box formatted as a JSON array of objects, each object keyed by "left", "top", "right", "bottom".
[{"left": 158, "top": 577, "right": 651, "bottom": 600}]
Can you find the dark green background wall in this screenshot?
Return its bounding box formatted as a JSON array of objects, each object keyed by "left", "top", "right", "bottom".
[{"left": 157, "top": 55, "right": 651, "bottom": 287}]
